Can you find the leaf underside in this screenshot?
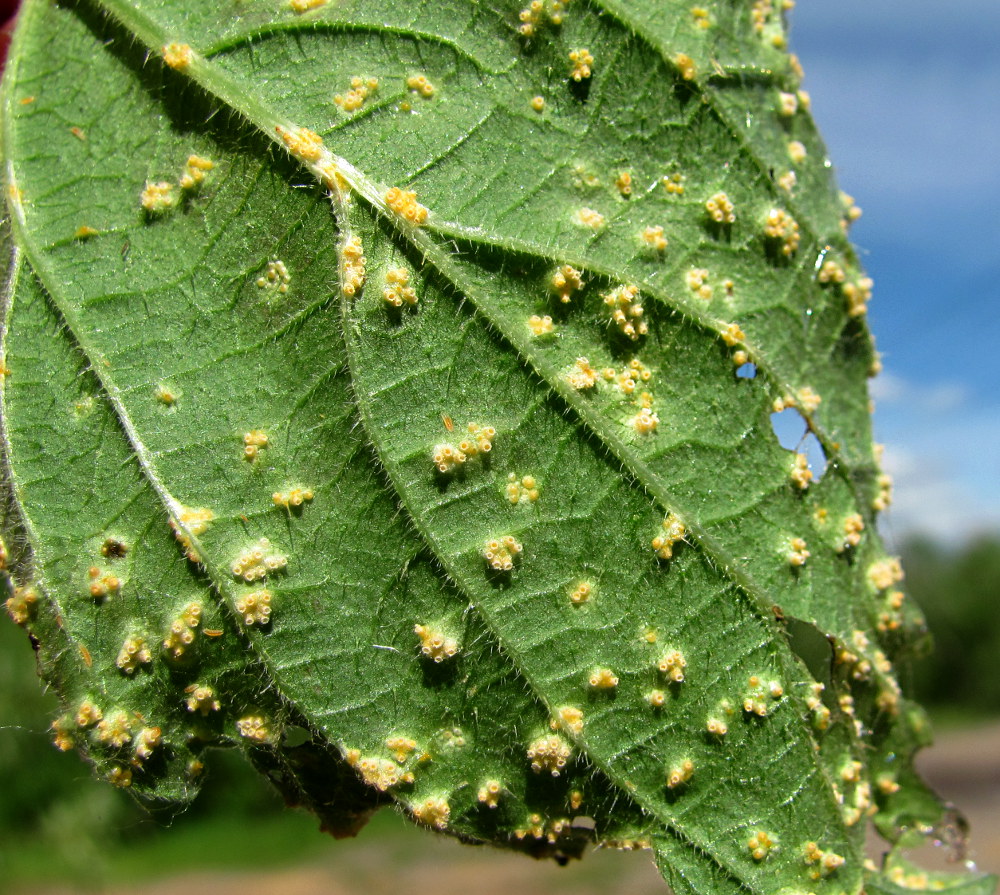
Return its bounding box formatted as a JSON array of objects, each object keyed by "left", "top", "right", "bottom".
[{"left": 0, "top": 0, "right": 992, "bottom": 893}]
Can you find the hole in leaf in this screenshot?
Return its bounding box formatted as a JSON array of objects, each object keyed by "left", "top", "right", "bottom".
[
  {"left": 282, "top": 725, "right": 312, "bottom": 748},
  {"left": 735, "top": 362, "right": 756, "bottom": 379},
  {"left": 770, "top": 408, "right": 805, "bottom": 449},
  {"left": 785, "top": 618, "right": 833, "bottom": 687},
  {"left": 769, "top": 409, "right": 827, "bottom": 480}
]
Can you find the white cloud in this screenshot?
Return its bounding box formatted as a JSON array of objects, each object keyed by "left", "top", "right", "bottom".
[
  {"left": 871, "top": 371, "right": 1000, "bottom": 542},
  {"left": 869, "top": 372, "right": 907, "bottom": 404},
  {"left": 870, "top": 373, "right": 968, "bottom": 412},
  {"left": 879, "top": 443, "right": 1000, "bottom": 546}
]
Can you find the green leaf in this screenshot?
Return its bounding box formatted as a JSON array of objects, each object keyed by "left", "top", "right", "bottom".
[
  {"left": 865, "top": 853, "right": 998, "bottom": 895},
  {"left": 0, "top": 0, "right": 988, "bottom": 892}
]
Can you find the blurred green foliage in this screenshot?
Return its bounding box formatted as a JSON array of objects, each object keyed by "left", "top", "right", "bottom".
[{"left": 903, "top": 534, "right": 1000, "bottom": 714}]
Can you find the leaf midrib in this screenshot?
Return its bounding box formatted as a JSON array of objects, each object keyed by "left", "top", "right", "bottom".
[
  {"left": 169, "top": 0, "right": 874, "bottom": 497},
  {"left": 332, "top": 191, "right": 853, "bottom": 895},
  {"left": 117, "top": 0, "right": 872, "bottom": 510},
  {"left": 9, "top": 0, "right": 844, "bottom": 731},
  {"left": 9, "top": 0, "right": 859, "bottom": 669},
  {"left": 2, "top": 4, "right": 850, "bottom": 890}
]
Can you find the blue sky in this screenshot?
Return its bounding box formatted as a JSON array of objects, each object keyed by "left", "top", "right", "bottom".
[{"left": 790, "top": 0, "right": 1000, "bottom": 544}]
